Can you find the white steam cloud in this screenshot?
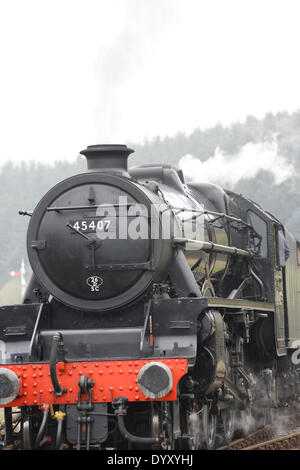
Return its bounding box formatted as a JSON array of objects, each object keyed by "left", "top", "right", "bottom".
[
  {"left": 95, "top": 0, "right": 180, "bottom": 142},
  {"left": 179, "top": 139, "right": 295, "bottom": 188}
]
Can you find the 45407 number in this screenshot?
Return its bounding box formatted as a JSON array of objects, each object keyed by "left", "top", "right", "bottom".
[{"left": 70, "top": 219, "right": 111, "bottom": 232}]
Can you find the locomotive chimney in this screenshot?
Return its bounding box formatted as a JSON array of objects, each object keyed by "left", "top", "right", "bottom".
[{"left": 80, "top": 144, "right": 134, "bottom": 176}]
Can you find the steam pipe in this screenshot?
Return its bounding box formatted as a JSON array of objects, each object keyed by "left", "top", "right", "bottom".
[
  {"left": 55, "top": 418, "right": 63, "bottom": 450},
  {"left": 173, "top": 237, "right": 253, "bottom": 258},
  {"left": 113, "top": 397, "right": 160, "bottom": 445},
  {"left": 117, "top": 415, "right": 159, "bottom": 444},
  {"left": 168, "top": 248, "right": 202, "bottom": 297},
  {"left": 250, "top": 268, "right": 265, "bottom": 298},
  {"left": 34, "top": 407, "right": 49, "bottom": 449},
  {"left": 50, "top": 333, "right": 67, "bottom": 396}
]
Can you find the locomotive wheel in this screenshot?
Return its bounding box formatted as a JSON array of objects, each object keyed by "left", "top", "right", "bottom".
[
  {"left": 187, "top": 409, "right": 201, "bottom": 450},
  {"left": 185, "top": 403, "right": 217, "bottom": 449},
  {"left": 254, "top": 403, "right": 275, "bottom": 427},
  {"left": 201, "top": 404, "right": 217, "bottom": 450},
  {"left": 237, "top": 407, "right": 255, "bottom": 436},
  {"left": 151, "top": 403, "right": 174, "bottom": 450},
  {"left": 220, "top": 408, "right": 235, "bottom": 444},
  {"left": 151, "top": 406, "right": 161, "bottom": 450},
  {"left": 262, "top": 406, "right": 273, "bottom": 426},
  {"left": 163, "top": 404, "right": 174, "bottom": 450}
]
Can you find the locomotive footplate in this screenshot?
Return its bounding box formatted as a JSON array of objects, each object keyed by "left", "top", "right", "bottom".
[{"left": 0, "top": 358, "right": 187, "bottom": 408}]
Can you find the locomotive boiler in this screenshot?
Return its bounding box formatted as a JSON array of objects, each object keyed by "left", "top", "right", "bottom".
[{"left": 0, "top": 144, "right": 299, "bottom": 450}]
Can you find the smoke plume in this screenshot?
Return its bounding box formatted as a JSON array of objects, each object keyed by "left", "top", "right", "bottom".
[
  {"left": 179, "top": 139, "right": 295, "bottom": 188},
  {"left": 94, "top": 0, "right": 179, "bottom": 142}
]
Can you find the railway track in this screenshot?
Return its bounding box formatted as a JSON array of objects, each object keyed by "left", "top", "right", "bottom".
[
  {"left": 242, "top": 430, "right": 300, "bottom": 450},
  {"left": 218, "top": 409, "right": 300, "bottom": 450}
]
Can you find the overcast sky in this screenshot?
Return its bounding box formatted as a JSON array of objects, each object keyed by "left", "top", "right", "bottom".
[{"left": 0, "top": 0, "right": 300, "bottom": 165}]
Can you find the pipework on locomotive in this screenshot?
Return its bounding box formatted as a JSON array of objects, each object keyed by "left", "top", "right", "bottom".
[{"left": 0, "top": 144, "right": 299, "bottom": 450}]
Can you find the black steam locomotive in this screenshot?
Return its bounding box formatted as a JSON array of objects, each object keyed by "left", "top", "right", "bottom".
[{"left": 0, "top": 144, "right": 299, "bottom": 450}]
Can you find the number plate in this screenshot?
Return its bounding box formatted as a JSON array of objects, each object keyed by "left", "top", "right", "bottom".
[{"left": 69, "top": 218, "right": 112, "bottom": 233}]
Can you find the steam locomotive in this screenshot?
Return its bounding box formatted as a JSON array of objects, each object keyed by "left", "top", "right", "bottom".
[{"left": 0, "top": 144, "right": 299, "bottom": 450}]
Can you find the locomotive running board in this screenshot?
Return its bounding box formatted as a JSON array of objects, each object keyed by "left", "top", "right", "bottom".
[{"left": 207, "top": 297, "right": 275, "bottom": 312}]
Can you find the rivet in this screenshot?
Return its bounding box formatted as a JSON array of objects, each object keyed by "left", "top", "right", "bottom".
[
  {"left": 33, "top": 383, "right": 37, "bottom": 388},
  {"left": 100, "top": 387, "right": 104, "bottom": 391},
  {"left": 22, "top": 374, "right": 27, "bottom": 379},
  {"left": 32, "top": 365, "right": 37, "bottom": 370},
  {"left": 72, "top": 364, "right": 77, "bottom": 369},
  {"left": 23, "top": 392, "right": 27, "bottom": 396},
  {"left": 117, "top": 362, "right": 121, "bottom": 367},
  {"left": 109, "top": 370, "right": 113, "bottom": 374},
  {"left": 33, "top": 391, "right": 37, "bottom": 396},
  {"left": 134, "top": 370, "right": 138, "bottom": 375},
  {"left": 103, "top": 396, "right": 106, "bottom": 400},
  {"left": 34, "top": 400, "right": 37, "bottom": 404},
  {"left": 181, "top": 367, "right": 185, "bottom": 371},
  {"left": 119, "top": 370, "right": 123, "bottom": 374},
  {"left": 89, "top": 370, "right": 93, "bottom": 375},
  {"left": 69, "top": 371, "right": 72, "bottom": 376},
  {"left": 83, "top": 364, "right": 87, "bottom": 368},
  {"left": 38, "top": 365, "right": 42, "bottom": 370},
  {"left": 135, "top": 387, "right": 139, "bottom": 392},
  {"left": 135, "top": 396, "right": 139, "bottom": 400},
  {"left": 95, "top": 363, "right": 99, "bottom": 367},
  {"left": 129, "top": 370, "right": 132, "bottom": 374},
  {"left": 134, "top": 362, "right": 138, "bottom": 366},
  {"left": 39, "top": 390, "right": 43, "bottom": 394},
  {"left": 39, "top": 373, "right": 43, "bottom": 377},
  {"left": 69, "top": 388, "right": 73, "bottom": 392},
  {"left": 22, "top": 366, "right": 27, "bottom": 371},
  {"left": 106, "top": 363, "right": 110, "bottom": 368},
  {"left": 129, "top": 386, "right": 133, "bottom": 391},
  {"left": 110, "top": 386, "right": 113, "bottom": 391},
  {"left": 99, "top": 370, "right": 103, "bottom": 375},
  {"left": 119, "top": 387, "right": 123, "bottom": 391},
  {"left": 24, "top": 400, "right": 27, "bottom": 405},
  {"left": 128, "top": 362, "right": 133, "bottom": 366},
  {"left": 23, "top": 383, "right": 28, "bottom": 388}
]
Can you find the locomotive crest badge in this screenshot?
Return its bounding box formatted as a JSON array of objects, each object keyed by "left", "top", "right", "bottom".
[{"left": 86, "top": 275, "right": 103, "bottom": 292}]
